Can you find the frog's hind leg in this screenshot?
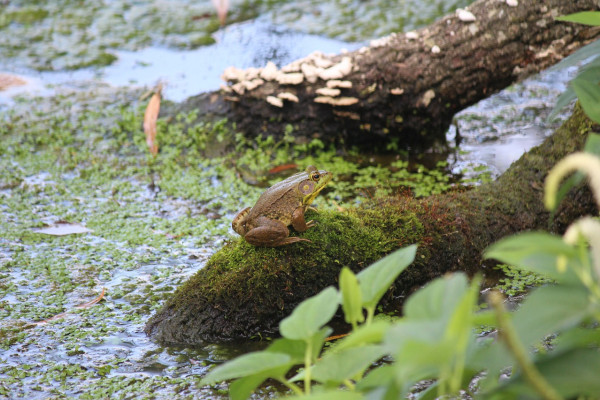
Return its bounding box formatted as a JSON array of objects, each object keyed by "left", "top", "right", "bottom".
[{"left": 244, "top": 217, "right": 308, "bottom": 247}]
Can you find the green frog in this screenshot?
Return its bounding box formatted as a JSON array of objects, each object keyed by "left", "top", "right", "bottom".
[{"left": 232, "top": 165, "right": 332, "bottom": 247}]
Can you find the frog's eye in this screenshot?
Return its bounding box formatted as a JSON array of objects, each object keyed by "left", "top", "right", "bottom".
[
  {"left": 309, "top": 171, "right": 320, "bottom": 181},
  {"left": 300, "top": 181, "right": 315, "bottom": 195}
]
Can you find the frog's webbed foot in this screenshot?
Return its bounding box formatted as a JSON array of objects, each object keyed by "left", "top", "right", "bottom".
[
  {"left": 305, "top": 220, "right": 316, "bottom": 229},
  {"left": 306, "top": 206, "right": 319, "bottom": 213},
  {"left": 232, "top": 207, "right": 251, "bottom": 236}
]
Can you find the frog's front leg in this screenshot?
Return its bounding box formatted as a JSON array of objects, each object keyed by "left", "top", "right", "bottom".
[
  {"left": 291, "top": 206, "right": 316, "bottom": 232},
  {"left": 244, "top": 216, "right": 310, "bottom": 247}
]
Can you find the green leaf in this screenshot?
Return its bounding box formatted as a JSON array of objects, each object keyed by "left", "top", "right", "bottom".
[
  {"left": 491, "top": 348, "right": 600, "bottom": 398},
  {"left": 266, "top": 338, "right": 307, "bottom": 364},
  {"left": 549, "top": 39, "right": 600, "bottom": 71},
  {"left": 339, "top": 267, "right": 364, "bottom": 326},
  {"left": 285, "top": 391, "right": 365, "bottom": 400},
  {"left": 311, "top": 345, "right": 385, "bottom": 384},
  {"left": 556, "top": 11, "right": 600, "bottom": 26},
  {"left": 484, "top": 232, "right": 580, "bottom": 284},
  {"left": 355, "top": 365, "right": 394, "bottom": 391},
  {"left": 512, "top": 285, "right": 591, "bottom": 349},
  {"left": 230, "top": 374, "right": 270, "bottom": 400},
  {"left": 357, "top": 245, "right": 417, "bottom": 309},
  {"left": 403, "top": 273, "right": 468, "bottom": 320},
  {"left": 279, "top": 286, "right": 339, "bottom": 341},
  {"left": 584, "top": 132, "right": 600, "bottom": 156},
  {"left": 200, "top": 352, "right": 292, "bottom": 385},
  {"left": 474, "top": 285, "right": 592, "bottom": 394},
  {"left": 571, "top": 66, "right": 600, "bottom": 124},
  {"left": 331, "top": 320, "right": 390, "bottom": 353}
]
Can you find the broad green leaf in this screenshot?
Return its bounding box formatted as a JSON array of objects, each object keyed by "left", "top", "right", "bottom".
[
  {"left": 230, "top": 374, "right": 270, "bottom": 400},
  {"left": 201, "top": 352, "right": 292, "bottom": 385},
  {"left": 490, "top": 348, "right": 600, "bottom": 398},
  {"left": 340, "top": 267, "right": 364, "bottom": 326},
  {"left": 383, "top": 319, "right": 446, "bottom": 357},
  {"left": 552, "top": 327, "right": 600, "bottom": 355},
  {"left": 512, "top": 285, "right": 591, "bottom": 349},
  {"left": 357, "top": 245, "right": 417, "bottom": 309},
  {"left": 572, "top": 67, "right": 600, "bottom": 124},
  {"left": 484, "top": 232, "right": 580, "bottom": 284},
  {"left": 311, "top": 345, "right": 385, "bottom": 384},
  {"left": 331, "top": 320, "right": 390, "bottom": 353},
  {"left": 308, "top": 327, "right": 333, "bottom": 363},
  {"left": 355, "top": 365, "right": 394, "bottom": 391},
  {"left": 403, "top": 273, "right": 468, "bottom": 320},
  {"left": 279, "top": 286, "right": 339, "bottom": 341},
  {"left": 266, "top": 338, "right": 307, "bottom": 364},
  {"left": 285, "top": 391, "right": 365, "bottom": 400},
  {"left": 584, "top": 132, "right": 600, "bottom": 156},
  {"left": 556, "top": 11, "right": 600, "bottom": 26},
  {"left": 474, "top": 285, "right": 592, "bottom": 393}
]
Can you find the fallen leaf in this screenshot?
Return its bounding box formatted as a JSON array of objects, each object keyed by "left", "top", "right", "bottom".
[
  {"left": 143, "top": 85, "right": 162, "bottom": 156},
  {"left": 34, "top": 288, "right": 106, "bottom": 325},
  {"left": 268, "top": 164, "right": 298, "bottom": 174},
  {"left": 211, "top": 0, "right": 229, "bottom": 26},
  {"left": 33, "top": 222, "right": 92, "bottom": 236},
  {"left": 75, "top": 287, "right": 106, "bottom": 309},
  {"left": 0, "top": 73, "right": 27, "bottom": 91}
]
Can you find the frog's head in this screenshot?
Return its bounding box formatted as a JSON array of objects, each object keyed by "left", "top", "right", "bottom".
[{"left": 297, "top": 165, "right": 332, "bottom": 205}]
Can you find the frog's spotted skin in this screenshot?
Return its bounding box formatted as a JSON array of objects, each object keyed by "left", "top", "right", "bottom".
[{"left": 232, "top": 165, "right": 332, "bottom": 247}]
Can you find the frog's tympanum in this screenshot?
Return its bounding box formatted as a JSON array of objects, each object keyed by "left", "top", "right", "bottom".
[{"left": 232, "top": 165, "right": 332, "bottom": 247}]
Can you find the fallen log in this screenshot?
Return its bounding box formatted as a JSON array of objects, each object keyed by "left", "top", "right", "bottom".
[
  {"left": 173, "top": 0, "right": 600, "bottom": 149},
  {"left": 146, "top": 105, "right": 598, "bottom": 344}
]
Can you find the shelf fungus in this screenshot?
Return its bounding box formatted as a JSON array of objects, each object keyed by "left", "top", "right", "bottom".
[
  {"left": 276, "top": 72, "right": 304, "bottom": 85},
  {"left": 266, "top": 95, "right": 284, "bottom": 108},
  {"left": 260, "top": 61, "right": 279, "bottom": 81},
  {"left": 319, "top": 57, "right": 353, "bottom": 80},
  {"left": 456, "top": 8, "right": 476, "bottom": 22},
  {"left": 314, "top": 96, "right": 359, "bottom": 106},
  {"left": 242, "top": 78, "right": 264, "bottom": 91},
  {"left": 277, "top": 92, "right": 299, "bottom": 103},
  {"left": 316, "top": 87, "right": 341, "bottom": 97},
  {"left": 326, "top": 80, "right": 352, "bottom": 89}
]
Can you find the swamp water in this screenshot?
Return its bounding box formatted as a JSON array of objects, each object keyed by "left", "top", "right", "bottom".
[{"left": 0, "top": 0, "right": 581, "bottom": 398}]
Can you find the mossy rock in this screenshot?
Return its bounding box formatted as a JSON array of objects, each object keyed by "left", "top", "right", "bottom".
[{"left": 145, "top": 104, "right": 598, "bottom": 345}]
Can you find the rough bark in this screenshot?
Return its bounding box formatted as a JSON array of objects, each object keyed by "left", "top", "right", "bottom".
[
  {"left": 145, "top": 105, "right": 598, "bottom": 345},
  {"left": 174, "top": 0, "right": 600, "bottom": 150}
]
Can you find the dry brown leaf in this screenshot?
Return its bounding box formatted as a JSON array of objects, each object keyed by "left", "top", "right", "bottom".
[
  {"left": 0, "top": 73, "right": 27, "bottom": 91},
  {"left": 143, "top": 87, "right": 161, "bottom": 156},
  {"left": 34, "top": 288, "right": 106, "bottom": 325},
  {"left": 211, "top": 0, "right": 229, "bottom": 26}
]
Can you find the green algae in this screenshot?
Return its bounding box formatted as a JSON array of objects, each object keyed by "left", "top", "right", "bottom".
[
  {"left": 0, "top": 85, "right": 477, "bottom": 397},
  {"left": 0, "top": 0, "right": 475, "bottom": 72}
]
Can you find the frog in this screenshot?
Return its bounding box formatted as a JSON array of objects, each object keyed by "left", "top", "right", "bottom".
[{"left": 232, "top": 165, "right": 332, "bottom": 247}]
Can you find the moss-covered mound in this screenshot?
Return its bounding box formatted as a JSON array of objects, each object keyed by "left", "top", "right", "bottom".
[{"left": 145, "top": 105, "right": 598, "bottom": 344}]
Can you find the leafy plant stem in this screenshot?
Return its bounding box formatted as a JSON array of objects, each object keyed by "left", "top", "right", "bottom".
[
  {"left": 343, "top": 379, "right": 356, "bottom": 390},
  {"left": 277, "top": 378, "right": 303, "bottom": 396},
  {"left": 304, "top": 340, "right": 313, "bottom": 394},
  {"left": 489, "top": 291, "right": 564, "bottom": 400},
  {"left": 365, "top": 306, "right": 375, "bottom": 325}
]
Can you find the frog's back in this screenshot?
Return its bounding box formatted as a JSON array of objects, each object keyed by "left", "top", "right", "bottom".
[{"left": 246, "top": 175, "right": 302, "bottom": 222}]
